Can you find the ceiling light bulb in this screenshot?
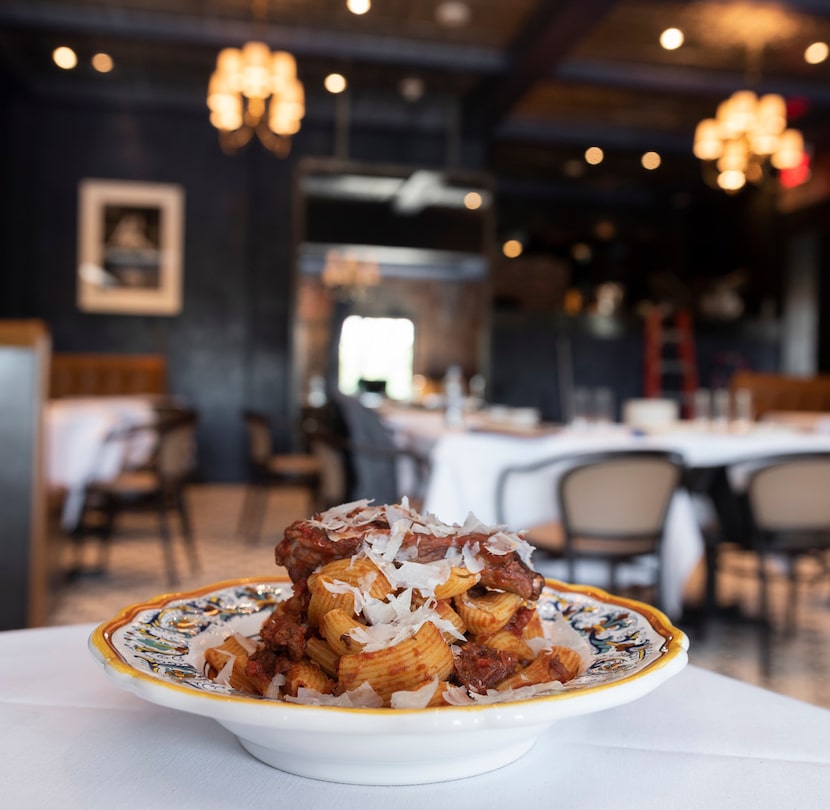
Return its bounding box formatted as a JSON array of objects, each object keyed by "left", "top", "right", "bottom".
[
  {"left": 584, "top": 146, "right": 604, "bottom": 165},
  {"left": 693, "top": 119, "right": 723, "bottom": 160},
  {"left": 717, "top": 170, "right": 746, "bottom": 192},
  {"left": 347, "top": 0, "right": 371, "bottom": 15},
  {"left": 771, "top": 129, "right": 805, "bottom": 170},
  {"left": 399, "top": 76, "right": 425, "bottom": 102},
  {"left": 91, "top": 53, "right": 113, "bottom": 73},
  {"left": 53, "top": 46, "right": 77, "bottom": 70},
  {"left": 805, "top": 41, "right": 829, "bottom": 64},
  {"left": 502, "top": 239, "right": 523, "bottom": 259},
  {"left": 660, "top": 28, "right": 684, "bottom": 50},
  {"left": 641, "top": 151, "right": 661, "bottom": 170},
  {"left": 324, "top": 73, "right": 347, "bottom": 94},
  {"left": 464, "top": 192, "right": 482, "bottom": 210},
  {"left": 436, "top": 1, "right": 471, "bottom": 28}
]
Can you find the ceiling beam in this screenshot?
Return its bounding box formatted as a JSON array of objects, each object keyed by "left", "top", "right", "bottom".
[
  {"left": 496, "top": 118, "right": 694, "bottom": 154},
  {"left": 462, "top": 0, "right": 619, "bottom": 134},
  {"left": 0, "top": 1, "right": 503, "bottom": 74},
  {"left": 557, "top": 58, "right": 830, "bottom": 106}
]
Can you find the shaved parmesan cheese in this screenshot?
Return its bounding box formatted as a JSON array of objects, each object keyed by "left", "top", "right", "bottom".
[
  {"left": 322, "top": 578, "right": 373, "bottom": 614},
  {"left": 349, "top": 603, "right": 465, "bottom": 652},
  {"left": 466, "top": 681, "right": 567, "bottom": 704},
  {"left": 362, "top": 589, "right": 413, "bottom": 626},
  {"left": 412, "top": 511, "right": 457, "bottom": 537},
  {"left": 388, "top": 558, "right": 453, "bottom": 595},
  {"left": 287, "top": 682, "right": 384, "bottom": 708},
  {"left": 213, "top": 655, "right": 235, "bottom": 686},
  {"left": 460, "top": 512, "right": 497, "bottom": 534},
  {"left": 231, "top": 633, "right": 258, "bottom": 656},
  {"left": 460, "top": 541, "right": 485, "bottom": 574},
  {"left": 484, "top": 530, "right": 535, "bottom": 567},
  {"left": 440, "top": 684, "right": 477, "bottom": 706},
  {"left": 390, "top": 677, "right": 440, "bottom": 709},
  {"left": 540, "top": 614, "right": 592, "bottom": 671},
  {"left": 265, "top": 673, "right": 286, "bottom": 700}
]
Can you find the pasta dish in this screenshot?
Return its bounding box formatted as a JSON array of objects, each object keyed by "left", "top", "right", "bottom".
[{"left": 205, "top": 499, "right": 588, "bottom": 708}]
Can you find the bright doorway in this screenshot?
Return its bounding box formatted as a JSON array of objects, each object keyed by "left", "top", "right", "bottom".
[{"left": 338, "top": 315, "right": 414, "bottom": 401}]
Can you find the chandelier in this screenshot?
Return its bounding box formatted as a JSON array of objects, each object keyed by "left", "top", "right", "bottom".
[
  {"left": 693, "top": 90, "right": 804, "bottom": 192},
  {"left": 321, "top": 250, "right": 381, "bottom": 300},
  {"left": 207, "top": 41, "right": 304, "bottom": 157}
]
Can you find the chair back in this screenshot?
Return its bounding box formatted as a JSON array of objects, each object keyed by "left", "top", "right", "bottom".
[
  {"left": 156, "top": 410, "right": 198, "bottom": 484},
  {"left": 746, "top": 454, "right": 830, "bottom": 531},
  {"left": 559, "top": 451, "right": 683, "bottom": 541},
  {"left": 242, "top": 411, "right": 273, "bottom": 468},
  {"left": 333, "top": 393, "right": 401, "bottom": 504}
]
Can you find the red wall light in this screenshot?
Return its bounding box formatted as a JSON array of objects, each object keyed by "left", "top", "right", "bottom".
[{"left": 779, "top": 153, "right": 811, "bottom": 188}]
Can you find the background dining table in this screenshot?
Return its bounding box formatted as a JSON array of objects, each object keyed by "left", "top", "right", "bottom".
[
  {"left": 382, "top": 406, "right": 830, "bottom": 619},
  {"left": 2, "top": 622, "right": 829, "bottom": 809},
  {"left": 45, "top": 395, "right": 161, "bottom": 531}
]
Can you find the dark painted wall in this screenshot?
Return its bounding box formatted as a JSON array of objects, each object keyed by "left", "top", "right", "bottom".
[
  {"left": 1, "top": 92, "right": 289, "bottom": 480},
  {"left": 0, "top": 80, "right": 457, "bottom": 481}
]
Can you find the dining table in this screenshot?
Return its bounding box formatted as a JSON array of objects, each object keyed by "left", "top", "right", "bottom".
[
  {"left": 380, "top": 404, "right": 830, "bottom": 619},
  {"left": 2, "top": 621, "right": 829, "bottom": 809},
  {"left": 45, "top": 395, "right": 161, "bottom": 531}
]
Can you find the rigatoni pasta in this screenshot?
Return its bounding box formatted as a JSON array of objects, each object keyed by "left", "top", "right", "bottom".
[{"left": 204, "top": 499, "right": 588, "bottom": 708}]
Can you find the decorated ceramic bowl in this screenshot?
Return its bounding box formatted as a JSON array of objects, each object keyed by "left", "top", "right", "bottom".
[{"left": 89, "top": 577, "right": 688, "bottom": 785}]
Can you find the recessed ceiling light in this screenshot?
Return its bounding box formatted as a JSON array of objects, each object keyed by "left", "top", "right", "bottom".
[
  {"left": 594, "top": 220, "right": 616, "bottom": 240},
  {"left": 347, "top": 0, "right": 371, "bottom": 15},
  {"left": 464, "top": 192, "right": 482, "bottom": 210},
  {"left": 571, "top": 243, "right": 592, "bottom": 263},
  {"left": 641, "top": 151, "right": 661, "bottom": 170},
  {"left": 502, "top": 239, "right": 523, "bottom": 259},
  {"left": 324, "top": 73, "right": 347, "bottom": 94},
  {"left": 805, "top": 41, "right": 829, "bottom": 64},
  {"left": 584, "top": 146, "right": 604, "bottom": 165},
  {"left": 660, "top": 28, "right": 684, "bottom": 50},
  {"left": 53, "top": 46, "right": 77, "bottom": 70},
  {"left": 91, "top": 52, "right": 114, "bottom": 73},
  {"left": 436, "top": 1, "right": 470, "bottom": 28},
  {"left": 399, "top": 76, "right": 425, "bottom": 102}
]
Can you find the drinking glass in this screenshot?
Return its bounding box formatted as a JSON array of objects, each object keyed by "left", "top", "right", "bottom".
[
  {"left": 693, "top": 388, "right": 711, "bottom": 427},
  {"left": 570, "top": 388, "right": 591, "bottom": 427},
  {"left": 593, "top": 387, "right": 615, "bottom": 425},
  {"left": 713, "top": 388, "right": 730, "bottom": 430},
  {"left": 733, "top": 388, "right": 753, "bottom": 429}
]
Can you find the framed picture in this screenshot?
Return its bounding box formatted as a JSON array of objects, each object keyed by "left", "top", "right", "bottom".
[{"left": 77, "top": 179, "right": 185, "bottom": 315}]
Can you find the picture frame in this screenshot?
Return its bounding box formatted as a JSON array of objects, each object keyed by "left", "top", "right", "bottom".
[{"left": 77, "top": 179, "right": 185, "bottom": 315}]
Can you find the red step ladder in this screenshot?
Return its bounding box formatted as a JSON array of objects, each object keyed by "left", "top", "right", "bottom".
[{"left": 644, "top": 308, "right": 698, "bottom": 417}]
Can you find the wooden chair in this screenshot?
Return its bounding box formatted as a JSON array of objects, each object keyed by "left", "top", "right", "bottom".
[
  {"left": 73, "top": 407, "right": 200, "bottom": 586},
  {"left": 237, "top": 410, "right": 322, "bottom": 542},
  {"left": 496, "top": 450, "right": 684, "bottom": 611},
  {"left": 729, "top": 370, "right": 830, "bottom": 420}
]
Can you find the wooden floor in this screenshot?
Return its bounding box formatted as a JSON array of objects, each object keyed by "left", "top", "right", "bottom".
[{"left": 47, "top": 484, "right": 830, "bottom": 711}]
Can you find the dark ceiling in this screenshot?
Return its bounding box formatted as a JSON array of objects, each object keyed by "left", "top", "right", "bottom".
[{"left": 3, "top": 0, "right": 830, "bottom": 205}]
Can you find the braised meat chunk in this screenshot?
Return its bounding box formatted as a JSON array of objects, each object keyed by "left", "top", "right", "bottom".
[{"left": 453, "top": 643, "right": 519, "bottom": 694}]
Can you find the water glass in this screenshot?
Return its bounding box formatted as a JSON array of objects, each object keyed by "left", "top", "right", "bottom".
[
  {"left": 713, "top": 388, "right": 730, "bottom": 429},
  {"left": 693, "top": 388, "right": 711, "bottom": 425},
  {"left": 593, "top": 387, "right": 615, "bottom": 425},
  {"left": 570, "top": 388, "right": 591, "bottom": 427},
  {"left": 733, "top": 388, "right": 753, "bottom": 428}
]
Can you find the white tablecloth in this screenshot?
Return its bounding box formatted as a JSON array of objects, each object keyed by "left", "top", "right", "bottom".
[
  {"left": 2, "top": 623, "right": 829, "bottom": 809},
  {"left": 421, "top": 423, "right": 830, "bottom": 618},
  {"left": 46, "top": 396, "right": 158, "bottom": 530}
]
